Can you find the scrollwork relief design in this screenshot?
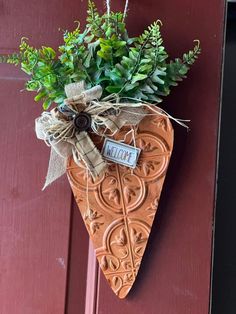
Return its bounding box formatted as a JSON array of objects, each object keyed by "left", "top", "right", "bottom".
[
  {"left": 67, "top": 110, "right": 174, "bottom": 298},
  {"left": 84, "top": 208, "right": 104, "bottom": 235}
]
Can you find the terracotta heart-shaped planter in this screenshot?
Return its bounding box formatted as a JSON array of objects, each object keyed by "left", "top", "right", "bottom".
[{"left": 67, "top": 107, "right": 174, "bottom": 298}]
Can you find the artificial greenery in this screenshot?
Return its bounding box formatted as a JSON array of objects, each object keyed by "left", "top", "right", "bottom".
[{"left": 0, "top": 0, "right": 201, "bottom": 110}]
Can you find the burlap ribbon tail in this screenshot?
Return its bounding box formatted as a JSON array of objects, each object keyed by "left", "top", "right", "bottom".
[{"left": 35, "top": 81, "right": 145, "bottom": 189}]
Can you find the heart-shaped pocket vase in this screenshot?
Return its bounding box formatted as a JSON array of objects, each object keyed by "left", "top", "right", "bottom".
[{"left": 67, "top": 107, "right": 174, "bottom": 298}]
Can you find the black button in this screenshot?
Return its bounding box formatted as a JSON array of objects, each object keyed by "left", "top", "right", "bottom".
[{"left": 73, "top": 112, "right": 92, "bottom": 131}]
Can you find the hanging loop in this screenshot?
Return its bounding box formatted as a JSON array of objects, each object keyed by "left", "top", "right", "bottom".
[{"left": 106, "top": 0, "right": 129, "bottom": 21}]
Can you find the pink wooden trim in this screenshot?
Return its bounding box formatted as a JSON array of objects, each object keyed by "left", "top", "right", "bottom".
[
  {"left": 65, "top": 201, "right": 89, "bottom": 314},
  {"left": 85, "top": 241, "right": 98, "bottom": 314}
]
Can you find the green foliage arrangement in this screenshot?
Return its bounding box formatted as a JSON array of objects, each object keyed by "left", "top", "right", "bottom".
[{"left": 0, "top": 0, "right": 201, "bottom": 110}]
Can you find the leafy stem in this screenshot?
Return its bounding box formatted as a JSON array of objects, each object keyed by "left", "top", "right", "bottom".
[{"left": 0, "top": 1, "right": 201, "bottom": 109}]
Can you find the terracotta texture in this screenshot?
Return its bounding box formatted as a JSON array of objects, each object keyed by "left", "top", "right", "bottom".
[{"left": 67, "top": 108, "right": 174, "bottom": 298}]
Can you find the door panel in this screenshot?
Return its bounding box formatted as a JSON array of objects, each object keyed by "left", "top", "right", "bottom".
[
  {"left": 67, "top": 1, "right": 226, "bottom": 313},
  {"left": 0, "top": 1, "right": 89, "bottom": 313},
  {"left": 0, "top": 80, "right": 72, "bottom": 314},
  {"left": 0, "top": 0, "right": 225, "bottom": 313}
]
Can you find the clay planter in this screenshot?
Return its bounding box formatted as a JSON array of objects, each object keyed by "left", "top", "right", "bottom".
[{"left": 67, "top": 107, "right": 174, "bottom": 298}]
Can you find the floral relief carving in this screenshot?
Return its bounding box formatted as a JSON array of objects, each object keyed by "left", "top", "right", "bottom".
[
  {"left": 104, "top": 187, "right": 121, "bottom": 206},
  {"left": 152, "top": 117, "right": 172, "bottom": 132},
  {"left": 128, "top": 222, "right": 150, "bottom": 259},
  {"left": 123, "top": 185, "right": 140, "bottom": 204},
  {"left": 138, "top": 160, "right": 161, "bottom": 176},
  {"left": 67, "top": 111, "right": 174, "bottom": 298},
  {"left": 146, "top": 197, "right": 160, "bottom": 219},
  {"left": 138, "top": 138, "right": 158, "bottom": 153},
  {"left": 130, "top": 227, "right": 147, "bottom": 245},
  {"left": 84, "top": 208, "right": 104, "bottom": 235},
  {"left": 123, "top": 273, "right": 134, "bottom": 285},
  {"left": 113, "top": 228, "right": 127, "bottom": 246}
]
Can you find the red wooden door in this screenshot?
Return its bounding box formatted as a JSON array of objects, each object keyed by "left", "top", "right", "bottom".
[
  {"left": 0, "top": 1, "right": 89, "bottom": 313},
  {"left": 66, "top": 1, "right": 226, "bottom": 313},
  {"left": 0, "top": 1, "right": 225, "bottom": 314}
]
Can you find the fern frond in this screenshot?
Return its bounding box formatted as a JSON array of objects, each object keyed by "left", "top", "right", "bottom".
[
  {"left": 183, "top": 40, "right": 201, "bottom": 65},
  {"left": 87, "top": 0, "right": 104, "bottom": 38},
  {"left": 0, "top": 53, "right": 21, "bottom": 65},
  {"left": 0, "top": 4, "right": 201, "bottom": 109}
]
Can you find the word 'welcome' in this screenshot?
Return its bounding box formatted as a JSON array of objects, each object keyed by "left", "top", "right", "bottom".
[{"left": 102, "top": 139, "right": 141, "bottom": 168}]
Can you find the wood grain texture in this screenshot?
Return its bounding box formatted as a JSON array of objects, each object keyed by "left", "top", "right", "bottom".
[
  {"left": 0, "top": 80, "right": 72, "bottom": 314},
  {"left": 85, "top": 241, "right": 99, "bottom": 314},
  {"left": 0, "top": 0, "right": 225, "bottom": 312},
  {"left": 89, "top": 0, "right": 225, "bottom": 313},
  {"left": 0, "top": 1, "right": 90, "bottom": 313},
  {"left": 65, "top": 200, "right": 89, "bottom": 314}
]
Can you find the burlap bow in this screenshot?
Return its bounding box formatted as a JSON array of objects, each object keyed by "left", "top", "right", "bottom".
[{"left": 35, "top": 81, "right": 146, "bottom": 189}]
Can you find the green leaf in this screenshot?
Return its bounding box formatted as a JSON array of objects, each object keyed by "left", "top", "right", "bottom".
[
  {"left": 109, "top": 69, "right": 122, "bottom": 82},
  {"left": 21, "top": 63, "right": 32, "bottom": 75},
  {"left": 138, "top": 64, "right": 152, "bottom": 73},
  {"left": 97, "top": 50, "right": 111, "bottom": 61},
  {"left": 105, "top": 27, "right": 112, "bottom": 37},
  {"left": 84, "top": 34, "right": 95, "bottom": 43},
  {"left": 179, "top": 64, "right": 189, "bottom": 75},
  {"left": 151, "top": 68, "right": 166, "bottom": 84},
  {"left": 105, "top": 85, "right": 123, "bottom": 93},
  {"left": 121, "top": 56, "right": 133, "bottom": 69},
  {"left": 84, "top": 52, "right": 92, "bottom": 68},
  {"left": 114, "top": 47, "right": 127, "bottom": 58},
  {"left": 124, "top": 82, "right": 139, "bottom": 92},
  {"left": 131, "top": 74, "right": 148, "bottom": 84},
  {"left": 54, "top": 95, "right": 65, "bottom": 104},
  {"left": 113, "top": 40, "right": 126, "bottom": 49},
  {"left": 41, "top": 47, "right": 56, "bottom": 59},
  {"left": 129, "top": 49, "right": 139, "bottom": 61},
  {"left": 34, "top": 90, "right": 47, "bottom": 101},
  {"left": 43, "top": 99, "right": 52, "bottom": 110},
  {"left": 140, "top": 84, "right": 154, "bottom": 94},
  {"left": 26, "top": 80, "right": 40, "bottom": 91},
  {"left": 134, "top": 90, "right": 148, "bottom": 100},
  {"left": 115, "top": 64, "right": 130, "bottom": 78},
  {"left": 0, "top": 6, "right": 201, "bottom": 109},
  {"left": 148, "top": 95, "right": 163, "bottom": 103}
]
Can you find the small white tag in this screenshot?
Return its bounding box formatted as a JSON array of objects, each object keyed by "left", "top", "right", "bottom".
[{"left": 102, "top": 138, "right": 141, "bottom": 169}]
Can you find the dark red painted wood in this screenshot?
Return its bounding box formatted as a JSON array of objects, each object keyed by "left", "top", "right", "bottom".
[
  {"left": 66, "top": 200, "right": 89, "bottom": 314},
  {"left": 0, "top": 0, "right": 225, "bottom": 313},
  {"left": 66, "top": 0, "right": 226, "bottom": 311},
  {"left": 0, "top": 1, "right": 89, "bottom": 313},
  {"left": 0, "top": 79, "right": 72, "bottom": 314},
  {"left": 91, "top": 1, "right": 226, "bottom": 314}
]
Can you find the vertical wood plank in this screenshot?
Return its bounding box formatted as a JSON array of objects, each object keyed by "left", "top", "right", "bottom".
[
  {"left": 0, "top": 1, "right": 89, "bottom": 313},
  {"left": 65, "top": 201, "right": 89, "bottom": 314},
  {"left": 92, "top": 0, "right": 225, "bottom": 313},
  {"left": 0, "top": 80, "right": 72, "bottom": 314},
  {"left": 85, "top": 241, "right": 99, "bottom": 314}
]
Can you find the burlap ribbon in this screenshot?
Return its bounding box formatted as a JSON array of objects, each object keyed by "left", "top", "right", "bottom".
[{"left": 35, "top": 81, "right": 146, "bottom": 189}]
